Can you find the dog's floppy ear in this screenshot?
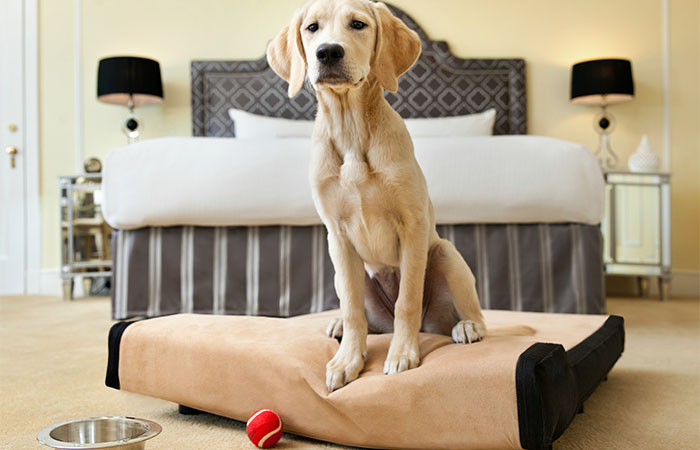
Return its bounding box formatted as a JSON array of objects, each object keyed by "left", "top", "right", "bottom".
[
  {"left": 267, "top": 9, "right": 307, "bottom": 98},
  {"left": 371, "top": 2, "right": 421, "bottom": 93}
]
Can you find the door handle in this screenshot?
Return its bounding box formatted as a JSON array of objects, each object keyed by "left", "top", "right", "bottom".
[{"left": 5, "top": 146, "right": 17, "bottom": 169}]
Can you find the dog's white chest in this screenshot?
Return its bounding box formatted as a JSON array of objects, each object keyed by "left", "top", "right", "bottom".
[
  {"left": 339, "top": 153, "right": 369, "bottom": 186},
  {"left": 332, "top": 158, "right": 401, "bottom": 268}
]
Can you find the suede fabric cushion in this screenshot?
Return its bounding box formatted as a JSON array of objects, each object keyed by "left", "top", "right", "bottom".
[{"left": 116, "top": 310, "right": 609, "bottom": 450}]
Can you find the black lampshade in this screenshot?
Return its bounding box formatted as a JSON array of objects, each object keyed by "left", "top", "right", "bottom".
[
  {"left": 571, "top": 58, "right": 634, "bottom": 106},
  {"left": 97, "top": 56, "right": 163, "bottom": 107}
]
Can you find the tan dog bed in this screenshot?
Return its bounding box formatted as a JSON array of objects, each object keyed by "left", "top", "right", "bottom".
[{"left": 106, "top": 310, "right": 623, "bottom": 450}]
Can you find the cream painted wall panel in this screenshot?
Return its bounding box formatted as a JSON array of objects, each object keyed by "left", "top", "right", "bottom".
[
  {"left": 669, "top": 0, "right": 699, "bottom": 271},
  {"left": 39, "top": 0, "right": 76, "bottom": 272},
  {"left": 82, "top": 0, "right": 665, "bottom": 165},
  {"left": 81, "top": 0, "right": 300, "bottom": 161},
  {"left": 393, "top": 0, "right": 664, "bottom": 167},
  {"left": 37, "top": 0, "right": 698, "bottom": 278}
]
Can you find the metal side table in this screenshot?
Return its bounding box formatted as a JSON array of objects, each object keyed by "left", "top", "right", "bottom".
[
  {"left": 60, "top": 174, "right": 112, "bottom": 299},
  {"left": 602, "top": 171, "right": 671, "bottom": 300}
]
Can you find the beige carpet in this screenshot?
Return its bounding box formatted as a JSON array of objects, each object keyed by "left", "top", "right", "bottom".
[{"left": 1, "top": 295, "right": 698, "bottom": 450}]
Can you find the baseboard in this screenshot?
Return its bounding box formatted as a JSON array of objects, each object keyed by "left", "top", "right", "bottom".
[
  {"left": 671, "top": 270, "right": 700, "bottom": 298},
  {"left": 606, "top": 270, "right": 699, "bottom": 299},
  {"left": 27, "top": 268, "right": 109, "bottom": 297},
  {"left": 27, "top": 269, "right": 62, "bottom": 296}
]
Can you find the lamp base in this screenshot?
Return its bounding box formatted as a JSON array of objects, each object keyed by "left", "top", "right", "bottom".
[
  {"left": 122, "top": 110, "right": 142, "bottom": 145},
  {"left": 594, "top": 106, "right": 619, "bottom": 170}
]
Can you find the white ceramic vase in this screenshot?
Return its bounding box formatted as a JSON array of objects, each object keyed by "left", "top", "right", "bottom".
[{"left": 628, "top": 135, "right": 660, "bottom": 172}]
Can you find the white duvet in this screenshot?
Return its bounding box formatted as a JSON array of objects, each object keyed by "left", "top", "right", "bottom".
[{"left": 102, "top": 136, "right": 604, "bottom": 229}]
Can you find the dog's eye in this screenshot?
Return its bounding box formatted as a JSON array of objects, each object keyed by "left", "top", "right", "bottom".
[
  {"left": 351, "top": 20, "right": 366, "bottom": 30},
  {"left": 307, "top": 23, "right": 319, "bottom": 32}
]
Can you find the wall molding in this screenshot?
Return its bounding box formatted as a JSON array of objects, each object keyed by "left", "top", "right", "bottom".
[
  {"left": 672, "top": 270, "right": 700, "bottom": 298},
  {"left": 29, "top": 268, "right": 103, "bottom": 298},
  {"left": 661, "top": 0, "right": 671, "bottom": 172},
  {"left": 28, "top": 269, "right": 62, "bottom": 296},
  {"left": 24, "top": 0, "right": 41, "bottom": 296},
  {"left": 73, "top": 0, "right": 83, "bottom": 172}
]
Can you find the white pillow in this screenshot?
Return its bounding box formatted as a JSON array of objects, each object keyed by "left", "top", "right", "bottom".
[
  {"left": 404, "top": 108, "right": 496, "bottom": 137},
  {"left": 228, "top": 107, "right": 496, "bottom": 139},
  {"left": 228, "top": 108, "right": 314, "bottom": 138}
]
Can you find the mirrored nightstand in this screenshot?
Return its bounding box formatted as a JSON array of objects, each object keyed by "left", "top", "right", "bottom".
[
  {"left": 59, "top": 174, "right": 113, "bottom": 299},
  {"left": 602, "top": 171, "right": 671, "bottom": 300}
]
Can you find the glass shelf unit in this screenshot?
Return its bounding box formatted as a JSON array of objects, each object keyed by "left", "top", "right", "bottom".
[{"left": 59, "top": 174, "right": 112, "bottom": 299}]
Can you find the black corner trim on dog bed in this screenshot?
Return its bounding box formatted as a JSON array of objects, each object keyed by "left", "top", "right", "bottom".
[
  {"left": 516, "top": 315, "right": 625, "bottom": 450},
  {"left": 105, "top": 321, "right": 138, "bottom": 390}
]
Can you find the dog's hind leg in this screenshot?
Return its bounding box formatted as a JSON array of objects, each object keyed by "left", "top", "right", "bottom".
[{"left": 422, "top": 238, "right": 486, "bottom": 343}]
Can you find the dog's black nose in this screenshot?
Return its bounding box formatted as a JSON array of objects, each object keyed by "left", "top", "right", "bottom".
[{"left": 316, "top": 43, "right": 345, "bottom": 66}]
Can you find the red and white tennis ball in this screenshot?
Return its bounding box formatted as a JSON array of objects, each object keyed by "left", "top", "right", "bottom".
[{"left": 246, "top": 409, "right": 283, "bottom": 448}]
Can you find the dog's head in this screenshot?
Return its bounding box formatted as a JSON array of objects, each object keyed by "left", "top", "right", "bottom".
[{"left": 267, "top": 0, "right": 421, "bottom": 97}]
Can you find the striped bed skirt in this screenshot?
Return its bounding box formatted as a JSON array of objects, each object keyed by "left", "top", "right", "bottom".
[{"left": 111, "top": 223, "right": 604, "bottom": 320}]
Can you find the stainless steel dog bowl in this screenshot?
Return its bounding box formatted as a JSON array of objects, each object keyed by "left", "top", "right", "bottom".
[{"left": 37, "top": 417, "right": 161, "bottom": 450}]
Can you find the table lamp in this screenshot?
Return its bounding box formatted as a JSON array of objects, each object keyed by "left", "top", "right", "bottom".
[
  {"left": 570, "top": 58, "right": 634, "bottom": 169},
  {"left": 97, "top": 56, "right": 163, "bottom": 144}
]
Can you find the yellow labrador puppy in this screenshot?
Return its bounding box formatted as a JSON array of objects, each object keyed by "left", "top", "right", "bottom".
[{"left": 268, "top": 0, "right": 486, "bottom": 392}]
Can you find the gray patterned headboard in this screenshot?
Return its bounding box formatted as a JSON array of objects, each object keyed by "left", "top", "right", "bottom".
[{"left": 192, "top": 4, "right": 526, "bottom": 137}]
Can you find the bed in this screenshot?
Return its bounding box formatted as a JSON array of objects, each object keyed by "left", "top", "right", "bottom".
[{"left": 103, "top": 4, "right": 605, "bottom": 320}]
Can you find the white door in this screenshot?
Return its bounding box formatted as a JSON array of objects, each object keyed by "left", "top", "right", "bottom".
[{"left": 0, "top": 0, "right": 27, "bottom": 294}]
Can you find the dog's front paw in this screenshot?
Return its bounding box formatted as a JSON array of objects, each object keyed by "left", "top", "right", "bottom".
[
  {"left": 325, "top": 317, "right": 343, "bottom": 339},
  {"left": 326, "top": 346, "right": 366, "bottom": 392},
  {"left": 384, "top": 337, "right": 420, "bottom": 375},
  {"left": 451, "top": 320, "right": 486, "bottom": 344}
]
